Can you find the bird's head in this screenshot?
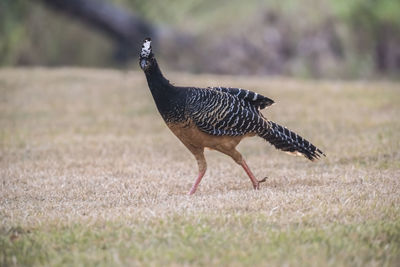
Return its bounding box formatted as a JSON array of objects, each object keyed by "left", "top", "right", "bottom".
[{"left": 139, "top": 37, "right": 154, "bottom": 71}]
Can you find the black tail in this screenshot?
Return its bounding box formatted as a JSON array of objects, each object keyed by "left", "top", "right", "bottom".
[{"left": 259, "top": 121, "right": 325, "bottom": 161}]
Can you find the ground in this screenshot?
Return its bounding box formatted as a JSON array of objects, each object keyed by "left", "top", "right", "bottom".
[{"left": 0, "top": 68, "right": 399, "bottom": 266}]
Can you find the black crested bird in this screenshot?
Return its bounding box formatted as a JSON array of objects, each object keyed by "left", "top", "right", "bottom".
[{"left": 139, "top": 37, "right": 325, "bottom": 195}]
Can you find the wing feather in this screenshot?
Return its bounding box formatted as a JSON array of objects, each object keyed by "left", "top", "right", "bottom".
[
  {"left": 187, "top": 88, "right": 265, "bottom": 136},
  {"left": 209, "top": 87, "right": 274, "bottom": 109}
]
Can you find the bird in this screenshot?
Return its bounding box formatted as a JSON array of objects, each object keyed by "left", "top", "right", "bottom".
[{"left": 139, "top": 37, "right": 325, "bottom": 195}]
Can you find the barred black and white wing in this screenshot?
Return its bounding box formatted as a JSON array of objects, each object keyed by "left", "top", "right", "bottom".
[
  {"left": 186, "top": 88, "right": 265, "bottom": 136},
  {"left": 186, "top": 87, "right": 325, "bottom": 161},
  {"left": 209, "top": 87, "right": 274, "bottom": 109}
]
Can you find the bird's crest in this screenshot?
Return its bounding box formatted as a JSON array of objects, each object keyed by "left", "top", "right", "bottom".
[{"left": 140, "top": 37, "right": 152, "bottom": 58}]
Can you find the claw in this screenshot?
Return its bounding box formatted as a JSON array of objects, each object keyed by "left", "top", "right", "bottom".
[
  {"left": 258, "top": 177, "right": 268, "bottom": 183},
  {"left": 253, "top": 177, "right": 268, "bottom": 190}
]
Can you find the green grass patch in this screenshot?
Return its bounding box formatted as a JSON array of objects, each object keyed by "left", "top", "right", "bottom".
[{"left": 2, "top": 217, "right": 400, "bottom": 266}]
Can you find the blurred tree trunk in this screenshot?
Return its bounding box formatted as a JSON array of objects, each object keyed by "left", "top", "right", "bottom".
[
  {"left": 37, "top": 0, "right": 191, "bottom": 64},
  {"left": 375, "top": 28, "right": 389, "bottom": 72}
]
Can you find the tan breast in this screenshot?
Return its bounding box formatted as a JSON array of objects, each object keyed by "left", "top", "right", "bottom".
[{"left": 166, "top": 119, "right": 255, "bottom": 151}]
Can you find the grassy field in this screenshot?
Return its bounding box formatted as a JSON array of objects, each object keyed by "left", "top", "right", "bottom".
[{"left": 1, "top": 68, "right": 400, "bottom": 266}]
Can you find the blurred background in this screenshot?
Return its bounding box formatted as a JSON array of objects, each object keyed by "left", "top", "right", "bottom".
[{"left": 1, "top": 0, "right": 400, "bottom": 79}]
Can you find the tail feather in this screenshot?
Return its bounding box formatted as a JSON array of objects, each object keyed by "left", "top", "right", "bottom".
[{"left": 259, "top": 121, "right": 325, "bottom": 161}]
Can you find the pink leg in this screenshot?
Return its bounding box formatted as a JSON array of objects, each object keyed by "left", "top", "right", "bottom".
[
  {"left": 215, "top": 147, "right": 267, "bottom": 190},
  {"left": 188, "top": 168, "right": 207, "bottom": 195},
  {"left": 186, "top": 147, "right": 207, "bottom": 195},
  {"left": 241, "top": 160, "right": 267, "bottom": 189}
]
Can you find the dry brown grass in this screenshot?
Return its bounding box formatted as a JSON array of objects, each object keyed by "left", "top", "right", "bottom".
[{"left": 1, "top": 68, "right": 400, "bottom": 266}]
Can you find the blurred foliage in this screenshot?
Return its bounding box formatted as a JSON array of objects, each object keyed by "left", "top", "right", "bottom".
[
  {"left": 333, "top": 0, "right": 400, "bottom": 72},
  {"left": 1, "top": 0, "right": 113, "bottom": 66},
  {"left": 334, "top": 0, "right": 400, "bottom": 27},
  {"left": 0, "top": 0, "right": 399, "bottom": 78},
  {"left": 0, "top": 0, "right": 27, "bottom": 65}
]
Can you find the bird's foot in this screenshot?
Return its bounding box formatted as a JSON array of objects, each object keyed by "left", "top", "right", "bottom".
[
  {"left": 253, "top": 177, "right": 268, "bottom": 190},
  {"left": 259, "top": 176, "right": 268, "bottom": 183}
]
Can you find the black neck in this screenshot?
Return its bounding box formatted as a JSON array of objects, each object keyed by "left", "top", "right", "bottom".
[
  {"left": 144, "top": 59, "right": 173, "bottom": 95},
  {"left": 144, "top": 58, "right": 183, "bottom": 118}
]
